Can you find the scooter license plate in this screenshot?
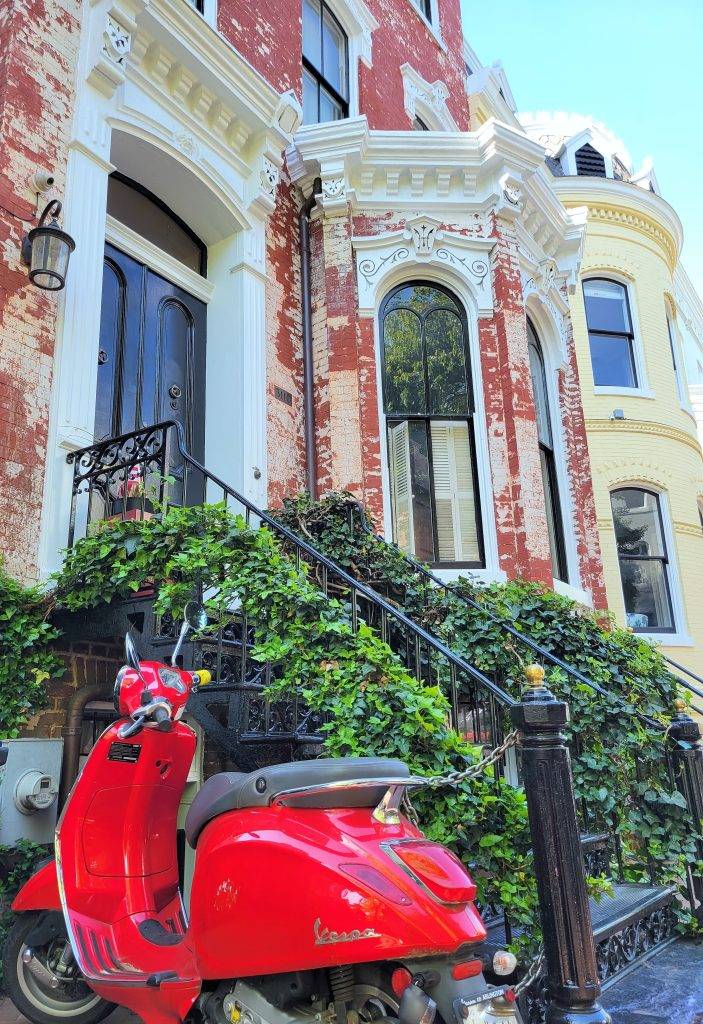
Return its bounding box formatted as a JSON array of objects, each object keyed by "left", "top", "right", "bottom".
[{"left": 453, "top": 988, "right": 521, "bottom": 1024}]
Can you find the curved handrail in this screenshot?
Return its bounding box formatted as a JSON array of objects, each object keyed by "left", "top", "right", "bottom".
[{"left": 67, "top": 421, "right": 516, "bottom": 711}]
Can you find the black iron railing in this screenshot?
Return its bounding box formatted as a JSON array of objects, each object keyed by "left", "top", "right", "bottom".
[{"left": 67, "top": 422, "right": 516, "bottom": 762}]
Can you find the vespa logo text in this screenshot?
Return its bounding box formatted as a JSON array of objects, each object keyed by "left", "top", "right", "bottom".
[{"left": 313, "top": 918, "right": 380, "bottom": 946}]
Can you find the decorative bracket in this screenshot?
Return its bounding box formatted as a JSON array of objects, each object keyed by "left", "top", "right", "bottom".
[{"left": 353, "top": 215, "right": 495, "bottom": 317}]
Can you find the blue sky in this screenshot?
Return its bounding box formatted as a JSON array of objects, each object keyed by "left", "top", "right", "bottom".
[{"left": 460, "top": 1, "right": 703, "bottom": 294}]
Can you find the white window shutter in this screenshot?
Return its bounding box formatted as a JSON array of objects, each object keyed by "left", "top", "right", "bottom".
[
  {"left": 389, "top": 422, "right": 414, "bottom": 554},
  {"left": 430, "top": 422, "right": 479, "bottom": 562}
]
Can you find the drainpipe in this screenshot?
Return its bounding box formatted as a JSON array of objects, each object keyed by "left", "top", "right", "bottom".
[
  {"left": 58, "top": 683, "right": 110, "bottom": 809},
  {"left": 299, "top": 178, "right": 321, "bottom": 498}
]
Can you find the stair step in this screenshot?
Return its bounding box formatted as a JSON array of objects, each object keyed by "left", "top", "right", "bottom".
[
  {"left": 486, "top": 881, "right": 677, "bottom": 945},
  {"left": 590, "top": 882, "right": 677, "bottom": 940}
]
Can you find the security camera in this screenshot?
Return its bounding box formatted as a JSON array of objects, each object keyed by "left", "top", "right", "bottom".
[{"left": 32, "top": 170, "right": 56, "bottom": 194}]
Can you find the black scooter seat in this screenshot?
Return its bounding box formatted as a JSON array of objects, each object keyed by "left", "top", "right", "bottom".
[{"left": 184, "top": 757, "right": 410, "bottom": 848}]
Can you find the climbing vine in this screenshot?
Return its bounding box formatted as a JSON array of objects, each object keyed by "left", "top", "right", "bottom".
[
  {"left": 4, "top": 491, "right": 699, "bottom": 952},
  {"left": 273, "top": 493, "right": 701, "bottom": 904},
  {"left": 0, "top": 562, "right": 64, "bottom": 738}
]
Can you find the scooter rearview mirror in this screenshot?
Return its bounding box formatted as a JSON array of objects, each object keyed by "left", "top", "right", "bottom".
[
  {"left": 124, "top": 631, "right": 147, "bottom": 683},
  {"left": 170, "top": 601, "right": 207, "bottom": 667}
]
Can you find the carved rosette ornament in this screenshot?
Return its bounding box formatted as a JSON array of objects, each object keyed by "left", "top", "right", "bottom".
[{"left": 260, "top": 158, "right": 279, "bottom": 198}]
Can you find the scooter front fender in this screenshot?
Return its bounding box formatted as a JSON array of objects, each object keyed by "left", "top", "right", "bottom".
[{"left": 12, "top": 859, "right": 61, "bottom": 912}]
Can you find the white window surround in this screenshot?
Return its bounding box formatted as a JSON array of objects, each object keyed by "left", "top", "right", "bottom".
[
  {"left": 610, "top": 485, "right": 691, "bottom": 646},
  {"left": 554, "top": 578, "right": 593, "bottom": 607},
  {"left": 352, "top": 220, "right": 500, "bottom": 580},
  {"left": 404, "top": 0, "right": 444, "bottom": 48},
  {"left": 319, "top": 0, "right": 378, "bottom": 118},
  {"left": 400, "top": 64, "right": 458, "bottom": 132},
  {"left": 666, "top": 308, "right": 694, "bottom": 416},
  {"left": 582, "top": 272, "right": 651, "bottom": 398},
  {"left": 187, "top": 0, "right": 217, "bottom": 29}
]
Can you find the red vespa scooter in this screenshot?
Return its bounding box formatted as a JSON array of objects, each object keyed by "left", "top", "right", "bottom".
[{"left": 4, "top": 608, "right": 521, "bottom": 1024}]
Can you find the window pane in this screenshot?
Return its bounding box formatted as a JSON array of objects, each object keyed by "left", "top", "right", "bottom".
[
  {"left": 618, "top": 558, "right": 674, "bottom": 631},
  {"left": 528, "top": 329, "right": 552, "bottom": 446},
  {"left": 302, "top": 0, "right": 322, "bottom": 68},
  {"left": 383, "top": 308, "right": 425, "bottom": 414},
  {"left": 107, "top": 176, "right": 203, "bottom": 273},
  {"left": 388, "top": 420, "right": 434, "bottom": 562},
  {"left": 383, "top": 284, "right": 460, "bottom": 317},
  {"left": 321, "top": 7, "right": 347, "bottom": 97},
  {"left": 540, "top": 448, "right": 566, "bottom": 581},
  {"left": 583, "top": 280, "right": 631, "bottom": 333},
  {"left": 588, "top": 332, "right": 637, "bottom": 388},
  {"left": 319, "top": 85, "right": 344, "bottom": 122},
  {"left": 612, "top": 489, "right": 666, "bottom": 558},
  {"left": 426, "top": 309, "right": 469, "bottom": 415},
  {"left": 430, "top": 422, "right": 480, "bottom": 563},
  {"left": 302, "top": 68, "right": 319, "bottom": 124}
]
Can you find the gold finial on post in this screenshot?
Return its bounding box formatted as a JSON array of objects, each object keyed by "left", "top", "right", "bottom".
[
  {"left": 524, "top": 664, "right": 545, "bottom": 690},
  {"left": 673, "top": 697, "right": 686, "bottom": 714}
]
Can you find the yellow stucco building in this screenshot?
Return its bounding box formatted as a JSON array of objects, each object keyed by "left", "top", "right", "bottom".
[{"left": 522, "top": 114, "right": 703, "bottom": 680}]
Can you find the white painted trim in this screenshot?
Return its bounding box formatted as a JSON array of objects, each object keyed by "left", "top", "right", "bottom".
[
  {"left": 371, "top": 267, "right": 500, "bottom": 577},
  {"left": 437, "top": 568, "right": 507, "bottom": 585},
  {"left": 322, "top": 0, "right": 378, "bottom": 118},
  {"left": 105, "top": 215, "right": 216, "bottom": 302},
  {"left": 400, "top": 64, "right": 457, "bottom": 131},
  {"left": 640, "top": 632, "right": 694, "bottom": 648},
  {"left": 553, "top": 578, "right": 593, "bottom": 607},
  {"left": 404, "top": 0, "right": 444, "bottom": 49},
  {"left": 582, "top": 272, "right": 650, "bottom": 396}
]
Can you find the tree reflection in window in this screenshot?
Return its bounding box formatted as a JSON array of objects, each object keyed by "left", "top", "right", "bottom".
[
  {"left": 610, "top": 487, "right": 675, "bottom": 632},
  {"left": 381, "top": 282, "right": 483, "bottom": 567}
]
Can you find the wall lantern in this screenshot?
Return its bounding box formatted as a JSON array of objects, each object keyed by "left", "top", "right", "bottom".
[{"left": 22, "top": 200, "right": 75, "bottom": 291}]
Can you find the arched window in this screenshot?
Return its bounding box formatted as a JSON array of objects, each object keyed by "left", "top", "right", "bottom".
[
  {"left": 583, "top": 278, "right": 637, "bottom": 388},
  {"left": 527, "top": 320, "right": 568, "bottom": 581},
  {"left": 381, "top": 282, "right": 483, "bottom": 567},
  {"left": 610, "top": 487, "right": 674, "bottom": 632},
  {"left": 302, "top": 0, "right": 349, "bottom": 123}
]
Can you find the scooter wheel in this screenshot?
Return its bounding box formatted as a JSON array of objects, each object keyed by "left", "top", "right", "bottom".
[{"left": 2, "top": 912, "right": 116, "bottom": 1024}]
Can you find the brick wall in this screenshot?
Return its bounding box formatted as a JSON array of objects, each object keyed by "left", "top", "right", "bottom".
[{"left": 0, "top": 0, "right": 80, "bottom": 582}]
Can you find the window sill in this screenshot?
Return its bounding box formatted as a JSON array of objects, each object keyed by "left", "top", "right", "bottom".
[
  {"left": 553, "top": 578, "right": 592, "bottom": 607},
  {"left": 634, "top": 632, "right": 694, "bottom": 648},
  {"left": 593, "top": 386, "right": 655, "bottom": 399},
  {"left": 434, "top": 567, "right": 507, "bottom": 585}
]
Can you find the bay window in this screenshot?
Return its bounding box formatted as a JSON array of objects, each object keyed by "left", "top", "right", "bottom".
[
  {"left": 382, "top": 283, "right": 483, "bottom": 567},
  {"left": 610, "top": 487, "right": 675, "bottom": 633},
  {"left": 583, "top": 279, "right": 638, "bottom": 388}
]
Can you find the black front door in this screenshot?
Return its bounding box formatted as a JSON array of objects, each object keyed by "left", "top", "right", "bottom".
[{"left": 95, "top": 243, "right": 206, "bottom": 501}]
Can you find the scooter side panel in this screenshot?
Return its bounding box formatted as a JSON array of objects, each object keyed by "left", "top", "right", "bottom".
[
  {"left": 12, "top": 860, "right": 60, "bottom": 912},
  {"left": 190, "top": 806, "right": 486, "bottom": 979}
]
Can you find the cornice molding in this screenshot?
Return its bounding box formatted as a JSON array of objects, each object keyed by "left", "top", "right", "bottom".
[
  {"left": 552, "top": 177, "right": 682, "bottom": 270},
  {"left": 584, "top": 418, "right": 703, "bottom": 457},
  {"left": 673, "top": 520, "right": 703, "bottom": 537}
]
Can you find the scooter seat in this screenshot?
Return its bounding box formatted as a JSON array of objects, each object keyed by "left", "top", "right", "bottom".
[{"left": 185, "top": 757, "right": 410, "bottom": 847}]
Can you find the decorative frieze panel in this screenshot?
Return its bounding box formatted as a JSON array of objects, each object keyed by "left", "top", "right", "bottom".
[{"left": 352, "top": 216, "right": 495, "bottom": 317}]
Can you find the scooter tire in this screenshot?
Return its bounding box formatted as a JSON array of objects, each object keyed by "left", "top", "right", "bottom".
[{"left": 2, "top": 912, "right": 116, "bottom": 1024}]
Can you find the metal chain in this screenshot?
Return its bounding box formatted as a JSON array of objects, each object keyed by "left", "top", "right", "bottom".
[
  {"left": 510, "top": 949, "right": 545, "bottom": 996},
  {"left": 424, "top": 729, "right": 519, "bottom": 789},
  {"left": 401, "top": 730, "right": 519, "bottom": 826}
]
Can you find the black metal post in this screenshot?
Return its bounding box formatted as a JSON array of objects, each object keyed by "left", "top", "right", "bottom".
[
  {"left": 510, "top": 665, "right": 610, "bottom": 1024},
  {"left": 668, "top": 700, "right": 703, "bottom": 921}
]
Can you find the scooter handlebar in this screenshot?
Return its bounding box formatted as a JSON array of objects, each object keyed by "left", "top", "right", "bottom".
[{"left": 152, "top": 704, "right": 173, "bottom": 732}]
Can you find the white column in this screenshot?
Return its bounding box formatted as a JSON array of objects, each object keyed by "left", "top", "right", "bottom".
[
  {"left": 38, "top": 141, "right": 113, "bottom": 576},
  {"left": 205, "top": 222, "right": 268, "bottom": 509}
]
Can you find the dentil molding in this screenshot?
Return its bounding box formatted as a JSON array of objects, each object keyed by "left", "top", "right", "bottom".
[{"left": 352, "top": 215, "right": 495, "bottom": 317}]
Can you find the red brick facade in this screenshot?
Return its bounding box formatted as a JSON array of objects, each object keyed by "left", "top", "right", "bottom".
[{"left": 0, "top": 0, "right": 607, "bottom": 609}]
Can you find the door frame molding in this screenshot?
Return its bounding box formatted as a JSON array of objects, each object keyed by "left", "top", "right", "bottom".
[{"left": 105, "top": 215, "right": 215, "bottom": 304}]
